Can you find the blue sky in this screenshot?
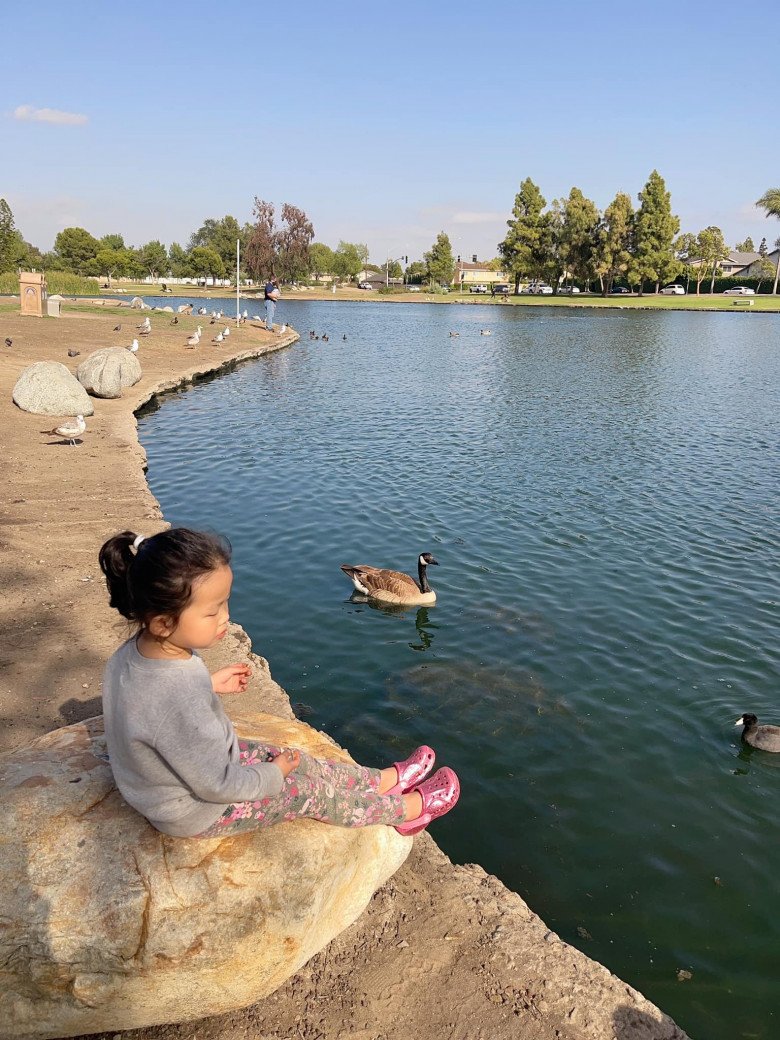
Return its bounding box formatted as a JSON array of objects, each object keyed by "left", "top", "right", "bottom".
[{"left": 2, "top": 0, "right": 777, "bottom": 264}]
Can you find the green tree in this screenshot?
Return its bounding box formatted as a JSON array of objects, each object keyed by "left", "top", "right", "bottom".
[
  {"left": 332, "top": 241, "right": 368, "bottom": 282},
  {"left": 91, "top": 248, "right": 131, "bottom": 286},
  {"left": 406, "top": 261, "right": 426, "bottom": 284},
  {"left": 498, "top": 177, "right": 547, "bottom": 291},
  {"left": 189, "top": 246, "right": 225, "bottom": 284},
  {"left": 558, "top": 187, "right": 600, "bottom": 289},
  {"left": 99, "top": 233, "right": 126, "bottom": 251},
  {"left": 755, "top": 188, "right": 780, "bottom": 294},
  {"left": 385, "top": 259, "right": 403, "bottom": 280},
  {"left": 54, "top": 227, "right": 99, "bottom": 273},
  {"left": 633, "top": 170, "right": 680, "bottom": 293},
  {"left": 168, "top": 242, "right": 191, "bottom": 278},
  {"left": 688, "top": 227, "right": 728, "bottom": 295},
  {"left": 753, "top": 256, "right": 775, "bottom": 293},
  {"left": 424, "top": 231, "right": 455, "bottom": 288},
  {"left": 190, "top": 215, "right": 245, "bottom": 274},
  {"left": 309, "top": 242, "right": 335, "bottom": 279},
  {"left": 758, "top": 236, "right": 768, "bottom": 257},
  {"left": 594, "top": 192, "right": 635, "bottom": 295},
  {"left": 734, "top": 237, "right": 754, "bottom": 252},
  {"left": 137, "top": 239, "right": 169, "bottom": 280},
  {"left": 0, "top": 199, "right": 28, "bottom": 273}
]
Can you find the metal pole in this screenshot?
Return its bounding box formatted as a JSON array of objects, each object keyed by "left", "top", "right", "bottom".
[{"left": 236, "top": 239, "right": 240, "bottom": 326}]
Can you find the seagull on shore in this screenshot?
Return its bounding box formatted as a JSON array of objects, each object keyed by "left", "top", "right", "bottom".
[
  {"left": 128, "top": 339, "right": 139, "bottom": 353},
  {"left": 136, "top": 316, "right": 151, "bottom": 330},
  {"left": 48, "top": 414, "right": 86, "bottom": 445},
  {"left": 222, "top": 326, "right": 230, "bottom": 337},
  {"left": 242, "top": 309, "right": 248, "bottom": 319},
  {"left": 113, "top": 324, "right": 122, "bottom": 332},
  {"left": 212, "top": 332, "right": 224, "bottom": 343},
  {"left": 186, "top": 326, "right": 202, "bottom": 347},
  {"left": 198, "top": 307, "right": 208, "bottom": 315},
  {"left": 279, "top": 323, "right": 287, "bottom": 334}
]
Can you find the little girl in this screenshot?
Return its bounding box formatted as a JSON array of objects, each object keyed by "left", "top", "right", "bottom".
[{"left": 98, "top": 527, "right": 460, "bottom": 840}]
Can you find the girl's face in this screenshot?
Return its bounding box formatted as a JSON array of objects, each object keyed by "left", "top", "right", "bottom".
[{"left": 163, "top": 564, "right": 233, "bottom": 652}]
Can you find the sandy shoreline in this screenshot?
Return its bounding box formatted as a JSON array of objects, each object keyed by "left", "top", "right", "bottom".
[{"left": 0, "top": 301, "right": 690, "bottom": 1040}]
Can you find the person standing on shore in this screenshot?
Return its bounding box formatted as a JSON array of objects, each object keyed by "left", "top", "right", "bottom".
[
  {"left": 264, "top": 276, "right": 280, "bottom": 332},
  {"left": 97, "top": 527, "right": 461, "bottom": 839}
]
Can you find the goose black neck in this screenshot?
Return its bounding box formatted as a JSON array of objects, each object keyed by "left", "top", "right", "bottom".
[{"left": 418, "top": 559, "right": 430, "bottom": 593}]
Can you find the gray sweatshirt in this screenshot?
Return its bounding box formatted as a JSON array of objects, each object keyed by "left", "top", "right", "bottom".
[{"left": 102, "top": 637, "right": 284, "bottom": 836}]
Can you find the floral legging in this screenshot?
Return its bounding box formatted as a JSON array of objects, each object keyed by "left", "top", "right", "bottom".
[{"left": 195, "top": 739, "right": 406, "bottom": 838}]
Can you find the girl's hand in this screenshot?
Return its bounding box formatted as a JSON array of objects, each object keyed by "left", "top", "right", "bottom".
[
  {"left": 211, "top": 664, "right": 251, "bottom": 695},
  {"left": 272, "top": 748, "right": 301, "bottom": 778}
]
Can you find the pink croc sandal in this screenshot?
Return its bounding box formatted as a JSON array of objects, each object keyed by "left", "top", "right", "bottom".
[
  {"left": 395, "top": 766, "right": 460, "bottom": 836},
  {"left": 386, "top": 745, "right": 436, "bottom": 796}
]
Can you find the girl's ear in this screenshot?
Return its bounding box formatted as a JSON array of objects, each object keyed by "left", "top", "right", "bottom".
[{"left": 148, "top": 614, "right": 175, "bottom": 638}]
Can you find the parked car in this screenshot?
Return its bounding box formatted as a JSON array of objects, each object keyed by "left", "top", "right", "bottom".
[
  {"left": 660, "top": 284, "right": 686, "bottom": 295},
  {"left": 469, "top": 284, "right": 489, "bottom": 294},
  {"left": 357, "top": 281, "right": 373, "bottom": 290},
  {"left": 491, "top": 284, "right": 511, "bottom": 295},
  {"left": 723, "top": 286, "right": 755, "bottom": 296},
  {"left": 559, "top": 286, "right": 581, "bottom": 294},
  {"left": 611, "top": 285, "right": 630, "bottom": 294},
  {"left": 534, "top": 284, "right": 554, "bottom": 295},
  {"left": 407, "top": 285, "right": 421, "bottom": 292}
]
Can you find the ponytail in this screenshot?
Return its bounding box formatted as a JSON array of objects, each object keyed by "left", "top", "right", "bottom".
[{"left": 99, "top": 527, "right": 231, "bottom": 629}]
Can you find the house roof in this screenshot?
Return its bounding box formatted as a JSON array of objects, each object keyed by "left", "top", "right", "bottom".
[
  {"left": 726, "top": 251, "right": 760, "bottom": 265},
  {"left": 455, "top": 260, "right": 495, "bottom": 271}
]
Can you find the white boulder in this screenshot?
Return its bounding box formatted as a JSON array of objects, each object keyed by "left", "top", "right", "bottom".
[
  {"left": 0, "top": 712, "right": 410, "bottom": 1039},
  {"left": 12, "top": 362, "right": 94, "bottom": 416},
  {"left": 77, "top": 347, "right": 142, "bottom": 399}
]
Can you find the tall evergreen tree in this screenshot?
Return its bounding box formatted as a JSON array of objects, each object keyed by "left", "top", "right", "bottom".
[
  {"left": 559, "top": 187, "right": 600, "bottom": 289},
  {"left": 594, "top": 193, "right": 635, "bottom": 295},
  {"left": 424, "top": 232, "right": 455, "bottom": 288},
  {"left": 633, "top": 170, "right": 680, "bottom": 293},
  {"left": 0, "top": 198, "right": 26, "bottom": 273},
  {"left": 498, "top": 178, "right": 547, "bottom": 292},
  {"left": 734, "top": 237, "right": 754, "bottom": 252}
]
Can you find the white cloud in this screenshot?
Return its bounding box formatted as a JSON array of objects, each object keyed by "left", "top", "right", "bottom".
[
  {"left": 13, "top": 105, "right": 88, "bottom": 126},
  {"left": 451, "top": 211, "right": 506, "bottom": 225}
]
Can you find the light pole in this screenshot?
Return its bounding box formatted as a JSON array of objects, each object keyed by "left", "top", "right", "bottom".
[{"left": 386, "top": 254, "right": 408, "bottom": 288}]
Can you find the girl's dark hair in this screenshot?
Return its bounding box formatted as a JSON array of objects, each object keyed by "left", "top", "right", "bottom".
[{"left": 98, "top": 528, "right": 231, "bottom": 628}]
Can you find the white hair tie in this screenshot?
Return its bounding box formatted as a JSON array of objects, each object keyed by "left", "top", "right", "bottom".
[{"left": 132, "top": 534, "right": 146, "bottom": 550}]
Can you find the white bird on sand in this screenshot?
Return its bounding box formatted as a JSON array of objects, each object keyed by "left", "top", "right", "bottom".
[
  {"left": 222, "top": 326, "right": 230, "bottom": 337},
  {"left": 128, "top": 339, "right": 139, "bottom": 353},
  {"left": 242, "top": 309, "right": 248, "bottom": 319},
  {"left": 136, "top": 317, "right": 151, "bottom": 331},
  {"left": 48, "top": 414, "right": 86, "bottom": 445},
  {"left": 212, "top": 332, "right": 224, "bottom": 343},
  {"left": 210, "top": 310, "right": 217, "bottom": 319},
  {"left": 198, "top": 307, "right": 208, "bottom": 315},
  {"left": 186, "top": 326, "right": 202, "bottom": 347},
  {"left": 279, "top": 323, "right": 287, "bottom": 333}
]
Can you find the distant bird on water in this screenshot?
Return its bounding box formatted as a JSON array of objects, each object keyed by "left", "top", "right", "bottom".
[
  {"left": 340, "top": 552, "right": 440, "bottom": 607},
  {"left": 480, "top": 329, "right": 492, "bottom": 336},
  {"left": 48, "top": 414, "right": 86, "bottom": 445},
  {"left": 449, "top": 331, "right": 460, "bottom": 337},
  {"left": 735, "top": 714, "right": 780, "bottom": 752},
  {"left": 342, "top": 334, "right": 347, "bottom": 341}
]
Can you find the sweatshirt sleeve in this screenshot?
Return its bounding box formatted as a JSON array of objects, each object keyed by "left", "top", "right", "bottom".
[{"left": 152, "top": 695, "right": 285, "bottom": 804}]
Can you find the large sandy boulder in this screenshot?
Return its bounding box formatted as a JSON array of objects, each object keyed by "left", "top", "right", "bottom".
[
  {"left": 76, "top": 347, "right": 142, "bottom": 399},
  {"left": 0, "top": 713, "right": 410, "bottom": 1040},
  {"left": 12, "top": 362, "right": 94, "bottom": 416}
]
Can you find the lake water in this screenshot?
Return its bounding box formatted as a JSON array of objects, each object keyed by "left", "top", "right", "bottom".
[{"left": 137, "top": 297, "right": 780, "bottom": 1040}]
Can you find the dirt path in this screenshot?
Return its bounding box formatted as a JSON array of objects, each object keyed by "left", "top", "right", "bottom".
[{"left": 0, "top": 301, "right": 690, "bottom": 1040}]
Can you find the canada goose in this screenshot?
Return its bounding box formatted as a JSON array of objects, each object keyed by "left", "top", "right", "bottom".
[
  {"left": 735, "top": 714, "right": 780, "bottom": 752},
  {"left": 48, "top": 414, "right": 86, "bottom": 445},
  {"left": 340, "top": 553, "right": 439, "bottom": 606}
]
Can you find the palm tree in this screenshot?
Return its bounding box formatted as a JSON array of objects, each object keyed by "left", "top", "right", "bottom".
[{"left": 755, "top": 189, "right": 780, "bottom": 294}]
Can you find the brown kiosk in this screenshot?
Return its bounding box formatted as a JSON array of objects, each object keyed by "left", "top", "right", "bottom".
[{"left": 19, "top": 271, "right": 47, "bottom": 317}]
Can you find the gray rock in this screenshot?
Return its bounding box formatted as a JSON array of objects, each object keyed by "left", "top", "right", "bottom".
[
  {"left": 177, "top": 303, "right": 193, "bottom": 314},
  {"left": 130, "top": 297, "right": 144, "bottom": 309},
  {"left": 76, "top": 348, "right": 142, "bottom": 399},
  {"left": 12, "top": 362, "right": 94, "bottom": 417},
  {"left": 0, "top": 712, "right": 410, "bottom": 1039},
  {"left": 162, "top": 306, "right": 174, "bottom": 313}
]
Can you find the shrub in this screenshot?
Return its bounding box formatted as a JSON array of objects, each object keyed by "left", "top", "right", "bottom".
[{"left": 0, "top": 271, "right": 101, "bottom": 296}]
